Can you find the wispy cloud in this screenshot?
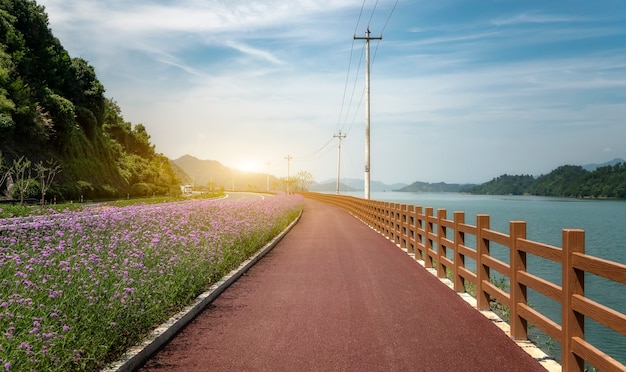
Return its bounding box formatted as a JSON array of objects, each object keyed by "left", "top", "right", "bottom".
[
  {"left": 491, "top": 12, "right": 588, "bottom": 26},
  {"left": 224, "top": 40, "right": 284, "bottom": 65}
]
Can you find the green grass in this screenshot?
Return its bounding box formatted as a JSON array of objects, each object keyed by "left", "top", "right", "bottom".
[{"left": 0, "top": 192, "right": 225, "bottom": 219}]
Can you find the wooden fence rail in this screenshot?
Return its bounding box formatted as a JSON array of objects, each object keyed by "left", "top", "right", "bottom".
[{"left": 301, "top": 192, "right": 626, "bottom": 372}]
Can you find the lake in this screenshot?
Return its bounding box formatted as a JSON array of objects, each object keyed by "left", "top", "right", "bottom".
[{"left": 333, "top": 191, "right": 626, "bottom": 365}]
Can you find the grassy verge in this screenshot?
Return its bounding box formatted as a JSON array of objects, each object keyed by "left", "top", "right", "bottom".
[{"left": 0, "top": 192, "right": 225, "bottom": 219}]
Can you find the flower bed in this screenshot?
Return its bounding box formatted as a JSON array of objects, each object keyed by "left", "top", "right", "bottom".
[{"left": 0, "top": 194, "right": 303, "bottom": 371}]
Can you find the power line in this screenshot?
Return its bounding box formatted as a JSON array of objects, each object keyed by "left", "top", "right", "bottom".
[
  {"left": 380, "top": 0, "right": 399, "bottom": 34},
  {"left": 367, "top": 0, "right": 380, "bottom": 27},
  {"left": 345, "top": 0, "right": 399, "bottom": 136},
  {"left": 336, "top": 0, "right": 368, "bottom": 135},
  {"left": 339, "top": 0, "right": 398, "bottom": 137},
  {"left": 292, "top": 136, "right": 335, "bottom": 161},
  {"left": 354, "top": 0, "right": 367, "bottom": 35},
  {"left": 336, "top": 39, "right": 358, "bottom": 134},
  {"left": 339, "top": 43, "right": 365, "bottom": 135},
  {"left": 371, "top": 0, "right": 399, "bottom": 67},
  {"left": 285, "top": 155, "right": 292, "bottom": 193}
]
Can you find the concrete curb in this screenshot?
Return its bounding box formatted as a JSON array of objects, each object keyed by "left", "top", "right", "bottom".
[
  {"left": 103, "top": 211, "right": 303, "bottom": 372},
  {"left": 408, "top": 254, "right": 562, "bottom": 372}
]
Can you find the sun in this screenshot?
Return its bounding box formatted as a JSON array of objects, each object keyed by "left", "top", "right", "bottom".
[{"left": 236, "top": 161, "right": 259, "bottom": 173}]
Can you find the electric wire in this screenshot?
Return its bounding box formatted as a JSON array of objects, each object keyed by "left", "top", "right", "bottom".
[
  {"left": 292, "top": 136, "right": 335, "bottom": 162},
  {"left": 371, "top": 0, "right": 399, "bottom": 68},
  {"left": 367, "top": 0, "right": 380, "bottom": 28},
  {"left": 296, "top": 0, "right": 399, "bottom": 177},
  {"left": 340, "top": 43, "right": 365, "bottom": 135},
  {"left": 380, "top": 0, "right": 399, "bottom": 34},
  {"left": 335, "top": 0, "right": 368, "bottom": 135}
]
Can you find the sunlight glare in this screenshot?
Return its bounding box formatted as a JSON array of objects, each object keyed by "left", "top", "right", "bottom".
[{"left": 236, "top": 160, "right": 259, "bottom": 173}]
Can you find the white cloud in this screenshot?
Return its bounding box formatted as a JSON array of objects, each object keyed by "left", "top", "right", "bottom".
[
  {"left": 223, "top": 40, "right": 283, "bottom": 65},
  {"left": 36, "top": 0, "right": 626, "bottom": 184},
  {"left": 491, "top": 12, "right": 587, "bottom": 26}
]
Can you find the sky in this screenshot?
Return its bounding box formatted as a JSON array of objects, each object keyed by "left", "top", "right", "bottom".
[{"left": 37, "top": 0, "right": 626, "bottom": 185}]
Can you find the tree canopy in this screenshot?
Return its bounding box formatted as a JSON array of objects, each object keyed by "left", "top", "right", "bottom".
[
  {"left": 0, "top": 0, "right": 180, "bottom": 200},
  {"left": 467, "top": 163, "right": 626, "bottom": 199}
]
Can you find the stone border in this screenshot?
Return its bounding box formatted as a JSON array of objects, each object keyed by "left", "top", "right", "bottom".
[{"left": 103, "top": 211, "right": 302, "bottom": 372}]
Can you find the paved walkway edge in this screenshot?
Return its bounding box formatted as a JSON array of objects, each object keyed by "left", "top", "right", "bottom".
[
  {"left": 374, "top": 229, "right": 563, "bottom": 372},
  {"left": 103, "top": 211, "right": 303, "bottom": 372}
]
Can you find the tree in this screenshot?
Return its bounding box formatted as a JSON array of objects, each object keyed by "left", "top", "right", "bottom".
[
  {"left": 35, "top": 159, "right": 60, "bottom": 206},
  {"left": 12, "top": 155, "right": 32, "bottom": 205},
  {"left": 282, "top": 177, "right": 296, "bottom": 194},
  {"left": 0, "top": 47, "right": 15, "bottom": 138},
  {"left": 0, "top": 151, "right": 10, "bottom": 193},
  {"left": 295, "top": 171, "right": 314, "bottom": 192}
]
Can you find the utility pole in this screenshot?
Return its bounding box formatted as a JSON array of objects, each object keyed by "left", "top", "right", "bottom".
[
  {"left": 333, "top": 130, "right": 346, "bottom": 195},
  {"left": 266, "top": 161, "right": 270, "bottom": 192},
  {"left": 355, "top": 27, "right": 382, "bottom": 200},
  {"left": 285, "top": 155, "right": 292, "bottom": 193}
]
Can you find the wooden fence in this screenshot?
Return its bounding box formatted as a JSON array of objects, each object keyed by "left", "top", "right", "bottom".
[{"left": 301, "top": 192, "right": 626, "bottom": 372}]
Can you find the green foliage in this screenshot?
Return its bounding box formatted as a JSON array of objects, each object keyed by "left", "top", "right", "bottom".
[
  {"left": 0, "top": 1, "right": 180, "bottom": 201},
  {"left": 10, "top": 176, "right": 38, "bottom": 199},
  {"left": 468, "top": 163, "right": 626, "bottom": 199},
  {"left": 468, "top": 174, "right": 535, "bottom": 195},
  {"left": 399, "top": 181, "right": 475, "bottom": 193}
]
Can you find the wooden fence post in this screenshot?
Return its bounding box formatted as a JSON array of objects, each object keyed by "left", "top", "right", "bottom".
[
  {"left": 415, "top": 206, "right": 424, "bottom": 261},
  {"left": 476, "top": 214, "right": 490, "bottom": 310},
  {"left": 373, "top": 201, "right": 383, "bottom": 233},
  {"left": 425, "top": 207, "right": 434, "bottom": 268},
  {"left": 384, "top": 202, "right": 391, "bottom": 237},
  {"left": 510, "top": 221, "right": 528, "bottom": 340},
  {"left": 437, "top": 209, "right": 447, "bottom": 278},
  {"left": 394, "top": 204, "right": 402, "bottom": 245},
  {"left": 562, "top": 229, "right": 585, "bottom": 372},
  {"left": 400, "top": 204, "right": 408, "bottom": 250},
  {"left": 454, "top": 211, "right": 465, "bottom": 292},
  {"left": 407, "top": 205, "right": 415, "bottom": 254}
]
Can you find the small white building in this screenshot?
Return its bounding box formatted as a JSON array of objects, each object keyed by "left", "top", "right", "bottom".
[{"left": 180, "top": 184, "right": 193, "bottom": 195}]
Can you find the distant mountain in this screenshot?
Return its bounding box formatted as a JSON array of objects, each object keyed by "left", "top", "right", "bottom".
[
  {"left": 316, "top": 178, "right": 408, "bottom": 192},
  {"left": 168, "top": 161, "right": 193, "bottom": 185},
  {"left": 172, "top": 155, "right": 281, "bottom": 191},
  {"left": 395, "top": 181, "right": 477, "bottom": 193},
  {"left": 308, "top": 181, "right": 358, "bottom": 192},
  {"left": 582, "top": 158, "right": 625, "bottom": 171}
]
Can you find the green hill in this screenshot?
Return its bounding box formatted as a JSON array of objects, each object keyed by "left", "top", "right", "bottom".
[
  {"left": 172, "top": 155, "right": 283, "bottom": 192},
  {"left": 395, "top": 181, "right": 476, "bottom": 193},
  {"left": 467, "top": 162, "right": 626, "bottom": 199},
  {"left": 0, "top": 0, "right": 180, "bottom": 201}
]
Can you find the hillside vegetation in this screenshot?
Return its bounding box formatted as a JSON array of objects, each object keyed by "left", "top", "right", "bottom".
[
  {"left": 467, "top": 162, "right": 626, "bottom": 199},
  {"left": 396, "top": 181, "right": 475, "bottom": 193},
  {"left": 0, "top": 0, "right": 180, "bottom": 201}
]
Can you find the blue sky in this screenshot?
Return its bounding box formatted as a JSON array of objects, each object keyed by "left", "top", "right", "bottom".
[{"left": 38, "top": 0, "right": 626, "bottom": 184}]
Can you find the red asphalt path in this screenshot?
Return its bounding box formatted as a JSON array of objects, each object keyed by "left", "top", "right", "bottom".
[{"left": 139, "top": 198, "right": 546, "bottom": 372}]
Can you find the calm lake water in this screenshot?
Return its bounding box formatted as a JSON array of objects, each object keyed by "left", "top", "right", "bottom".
[{"left": 335, "top": 191, "right": 626, "bottom": 365}]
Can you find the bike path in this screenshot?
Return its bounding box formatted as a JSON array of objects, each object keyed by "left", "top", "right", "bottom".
[{"left": 138, "top": 198, "right": 547, "bottom": 371}]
